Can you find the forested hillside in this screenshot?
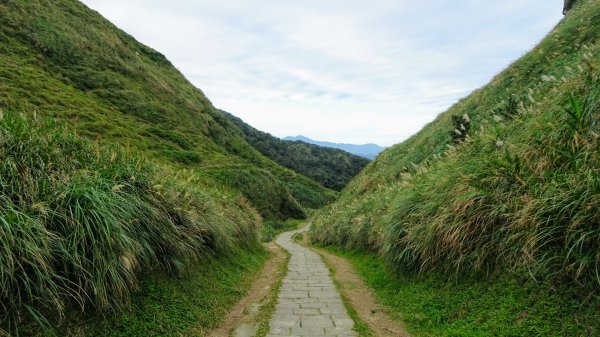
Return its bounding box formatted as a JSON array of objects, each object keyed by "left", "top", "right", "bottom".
[
  {"left": 313, "top": 0, "right": 599, "bottom": 299},
  {"left": 224, "top": 111, "right": 370, "bottom": 190}
]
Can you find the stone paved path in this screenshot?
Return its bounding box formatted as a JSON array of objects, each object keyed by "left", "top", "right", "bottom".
[{"left": 267, "top": 226, "right": 357, "bottom": 337}]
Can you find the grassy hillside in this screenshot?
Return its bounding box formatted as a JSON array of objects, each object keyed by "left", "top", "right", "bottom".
[
  {"left": 0, "top": 112, "right": 263, "bottom": 335},
  {"left": 224, "top": 111, "right": 370, "bottom": 191},
  {"left": 0, "top": 0, "right": 336, "bottom": 334},
  {"left": 312, "top": 0, "right": 599, "bottom": 297},
  {"left": 0, "top": 0, "right": 335, "bottom": 221}
]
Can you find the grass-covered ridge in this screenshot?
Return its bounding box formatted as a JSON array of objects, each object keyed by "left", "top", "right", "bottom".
[
  {"left": 0, "top": 111, "right": 261, "bottom": 335},
  {"left": 223, "top": 110, "right": 371, "bottom": 191},
  {"left": 312, "top": 0, "right": 599, "bottom": 290},
  {"left": 0, "top": 0, "right": 335, "bottom": 220}
]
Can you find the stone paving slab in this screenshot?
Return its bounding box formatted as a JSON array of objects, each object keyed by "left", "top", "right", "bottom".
[{"left": 268, "top": 226, "right": 357, "bottom": 337}]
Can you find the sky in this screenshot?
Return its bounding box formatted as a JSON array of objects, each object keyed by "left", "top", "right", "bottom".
[{"left": 80, "top": 0, "right": 563, "bottom": 146}]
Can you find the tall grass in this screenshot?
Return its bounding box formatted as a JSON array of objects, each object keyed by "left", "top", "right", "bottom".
[
  {"left": 0, "top": 112, "right": 260, "bottom": 335},
  {"left": 312, "top": 0, "right": 600, "bottom": 291},
  {"left": 383, "top": 84, "right": 599, "bottom": 281},
  {"left": 395, "top": 69, "right": 598, "bottom": 282}
]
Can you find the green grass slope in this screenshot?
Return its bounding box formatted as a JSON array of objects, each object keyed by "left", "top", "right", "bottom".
[
  {"left": 312, "top": 0, "right": 599, "bottom": 297},
  {"left": 223, "top": 110, "right": 371, "bottom": 191},
  {"left": 0, "top": 0, "right": 335, "bottom": 334},
  {"left": 0, "top": 113, "right": 262, "bottom": 335},
  {"left": 0, "top": 0, "right": 335, "bottom": 220}
]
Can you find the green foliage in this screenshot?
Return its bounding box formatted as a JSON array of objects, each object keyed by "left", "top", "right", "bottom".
[
  {"left": 261, "top": 219, "right": 303, "bottom": 242},
  {"left": 80, "top": 249, "right": 266, "bottom": 337},
  {"left": 329, "top": 248, "right": 600, "bottom": 336},
  {"left": 0, "top": 112, "right": 261, "bottom": 335},
  {"left": 565, "top": 93, "right": 594, "bottom": 133},
  {"left": 161, "top": 149, "right": 202, "bottom": 164},
  {"left": 147, "top": 127, "right": 195, "bottom": 150},
  {"left": 205, "top": 167, "right": 306, "bottom": 220},
  {"left": 24, "top": 248, "right": 267, "bottom": 337},
  {"left": 312, "top": 0, "right": 600, "bottom": 295},
  {"left": 499, "top": 94, "right": 524, "bottom": 118},
  {"left": 0, "top": 0, "right": 334, "bottom": 221},
  {"left": 223, "top": 111, "right": 370, "bottom": 191}
]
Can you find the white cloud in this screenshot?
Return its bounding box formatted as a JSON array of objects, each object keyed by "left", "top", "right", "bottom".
[{"left": 81, "top": 0, "right": 563, "bottom": 146}]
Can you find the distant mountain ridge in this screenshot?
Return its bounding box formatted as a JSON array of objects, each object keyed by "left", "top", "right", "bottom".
[
  {"left": 283, "top": 135, "right": 386, "bottom": 159},
  {"left": 224, "top": 113, "right": 370, "bottom": 191}
]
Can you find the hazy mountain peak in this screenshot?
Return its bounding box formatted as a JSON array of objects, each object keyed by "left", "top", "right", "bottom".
[{"left": 283, "top": 135, "right": 386, "bottom": 159}]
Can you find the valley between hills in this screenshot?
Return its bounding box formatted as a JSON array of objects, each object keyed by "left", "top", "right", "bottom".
[{"left": 0, "top": 0, "right": 599, "bottom": 336}]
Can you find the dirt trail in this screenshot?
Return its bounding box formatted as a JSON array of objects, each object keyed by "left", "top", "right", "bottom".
[
  {"left": 207, "top": 241, "right": 287, "bottom": 337},
  {"left": 314, "top": 248, "right": 411, "bottom": 337}
]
